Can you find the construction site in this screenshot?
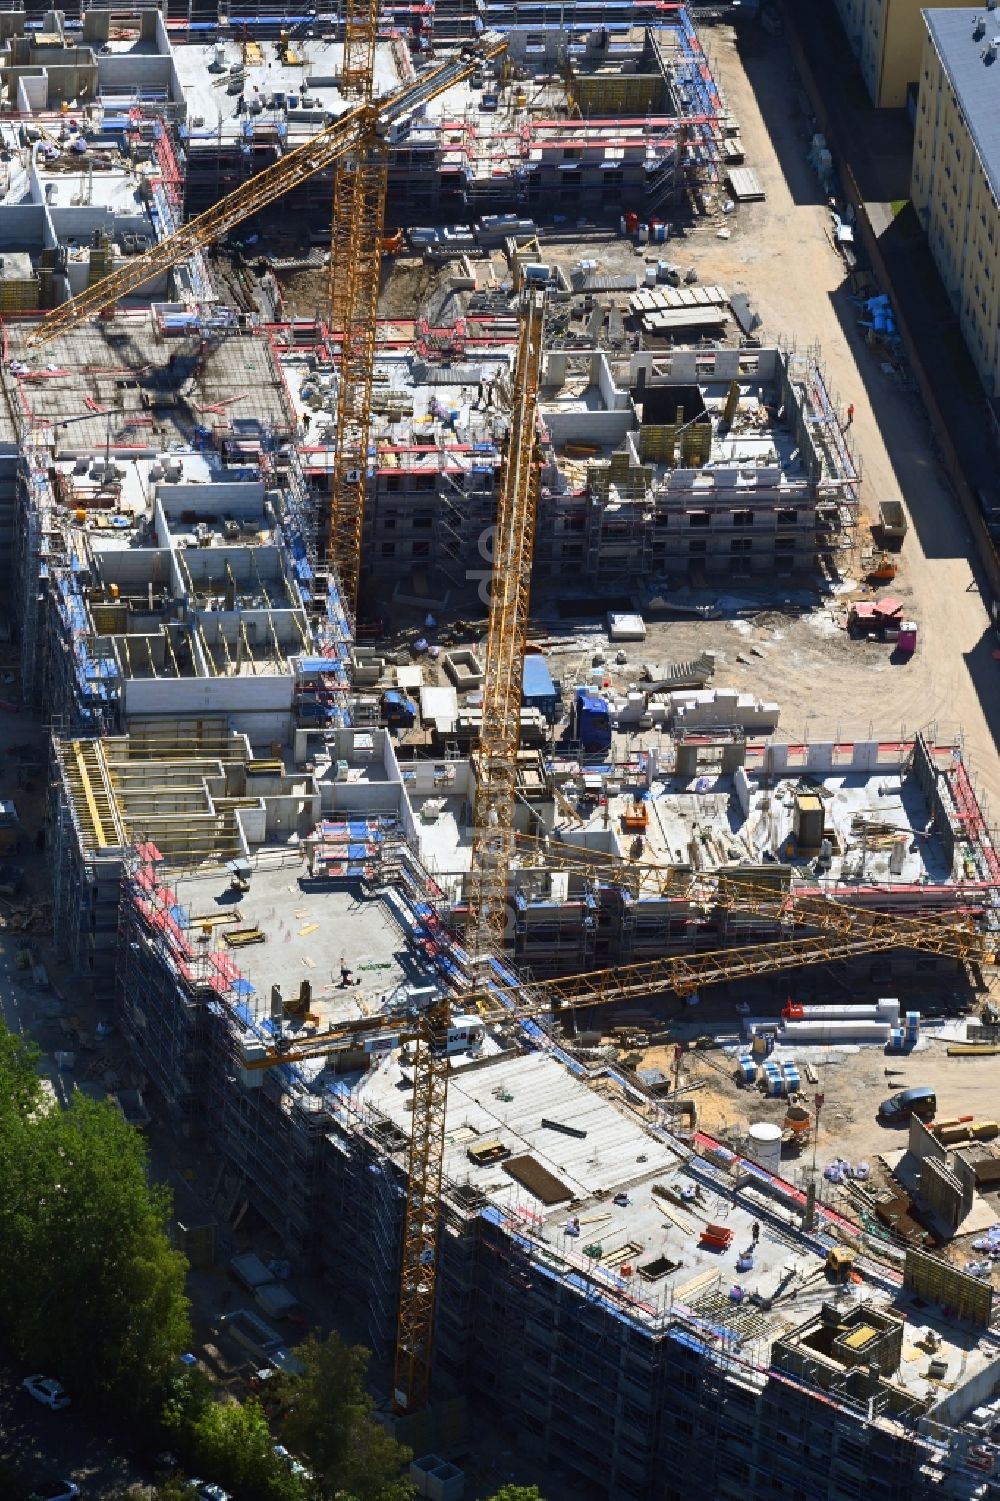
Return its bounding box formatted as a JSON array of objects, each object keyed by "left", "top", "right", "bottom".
[{"left": 0, "top": 1, "right": 999, "bottom": 1499}]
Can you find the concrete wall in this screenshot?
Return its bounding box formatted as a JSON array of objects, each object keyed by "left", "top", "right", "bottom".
[
  {"left": 6, "top": 51, "right": 98, "bottom": 105},
  {"left": 760, "top": 739, "right": 909, "bottom": 779},
  {"left": 330, "top": 780, "right": 404, "bottom": 817},
  {"left": 0, "top": 202, "right": 47, "bottom": 246},
  {"left": 909, "top": 1114, "right": 947, "bottom": 1162},
  {"left": 926, "top": 1350, "right": 1000, "bottom": 1426},
  {"left": 16, "top": 71, "right": 46, "bottom": 110},
  {"left": 124, "top": 673, "right": 293, "bottom": 716},
  {"left": 630, "top": 347, "right": 781, "bottom": 385},
  {"left": 96, "top": 54, "right": 174, "bottom": 93},
  {"left": 543, "top": 408, "right": 633, "bottom": 448},
  {"left": 158, "top": 481, "right": 266, "bottom": 525},
  {"left": 918, "top": 1155, "right": 963, "bottom": 1232},
  {"left": 93, "top": 547, "right": 171, "bottom": 586}
]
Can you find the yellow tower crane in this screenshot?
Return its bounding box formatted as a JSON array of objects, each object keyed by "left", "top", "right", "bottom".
[
  {"left": 235, "top": 282, "right": 994, "bottom": 1418},
  {"left": 392, "top": 284, "right": 547, "bottom": 1412},
  {"left": 20, "top": 28, "right": 508, "bottom": 625}
]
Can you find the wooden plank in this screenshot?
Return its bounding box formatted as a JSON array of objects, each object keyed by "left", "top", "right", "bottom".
[{"left": 727, "top": 167, "right": 765, "bottom": 202}]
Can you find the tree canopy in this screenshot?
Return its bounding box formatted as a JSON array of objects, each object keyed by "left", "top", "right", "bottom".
[
  {"left": 0, "top": 1019, "right": 191, "bottom": 1415},
  {"left": 185, "top": 1393, "right": 307, "bottom": 1501},
  {"left": 278, "top": 1332, "right": 414, "bottom": 1501},
  {"left": 486, "top": 1488, "right": 547, "bottom": 1501}
]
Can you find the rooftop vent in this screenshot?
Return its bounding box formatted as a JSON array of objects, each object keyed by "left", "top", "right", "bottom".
[
  {"left": 974, "top": 15, "right": 986, "bottom": 37},
  {"left": 985, "top": 38, "right": 998, "bottom": 61}
]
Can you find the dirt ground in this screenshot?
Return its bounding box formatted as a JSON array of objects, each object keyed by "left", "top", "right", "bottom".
[{"left": 667, "top": 1034, "right": 1000, "bottom": 1163}]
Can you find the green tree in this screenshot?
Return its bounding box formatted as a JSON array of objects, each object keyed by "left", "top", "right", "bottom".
[
  {"left": 0, "top": 1024, "right": 42, "bottom": 1123},
  {"left": 279, "top": 1333, "right": 413, "bottom": 1501},
  {"left": 189, "top": 1395, "right": 307, "bottom": 1501},
  {"left": 0, "top": 1023, "right": 191, "bottom": 1416},
  {"left": 486, "top": 1488, "right": 547, "bottom": 1501}
]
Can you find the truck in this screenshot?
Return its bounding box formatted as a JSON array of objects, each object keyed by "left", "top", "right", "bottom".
[
  {"left": 573, "top": 688, "right": 612, "bottom": 752},
  {"left": 381, "top": 688, "right": 418, "bottom": 729},
  {"left": 878, "top": 500, "right": 908, "bottom": 546},
  {"left": 521, "top": 653, "right": 559, "bottom": 724}
]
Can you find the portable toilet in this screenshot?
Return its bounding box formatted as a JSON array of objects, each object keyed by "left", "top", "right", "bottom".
[{"left": 737, "top": 1056, "right": 757, "bottom": 1086}]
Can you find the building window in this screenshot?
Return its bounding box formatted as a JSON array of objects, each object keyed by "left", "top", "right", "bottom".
[
  {"left": 730, "top": 538, "right": 752, "bottom": 554},
  {"left": 688, "top": 511, "right": 710, "bottom": 528},
  {"left": 381, "top": 542, "right": 395, "bottom": 557},
  {"left": 732, "top": 509, "right": 754, "bottom": 527}
]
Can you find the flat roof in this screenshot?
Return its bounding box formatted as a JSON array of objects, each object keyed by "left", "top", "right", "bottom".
[
  {"left": 145, "top": 861, "right": 415, "bottom": 1034},
  {"left": 924, "top": 8, "right": 1000, "bottom": 207},
  {"left": 173, "top": 37, "right": 403, "bottom": 136},
  {"left": 2, "top": 315, "right": 294, "bottom": 451},
  {"left": 359, "top": 1047, "right": 1000, "bottom": 1402}
]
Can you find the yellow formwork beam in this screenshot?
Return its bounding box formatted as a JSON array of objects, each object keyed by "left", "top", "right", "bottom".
[{"left": 71, "top": 739, "right": 108, "bottom": 849}]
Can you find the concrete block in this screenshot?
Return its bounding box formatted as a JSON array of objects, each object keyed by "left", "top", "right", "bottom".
[
  {"left": 442, "top": 649, "right": 483, "bottom": 691},
  {"left": 426, "top": 1462, "right": 464, "bottom": 1501}
]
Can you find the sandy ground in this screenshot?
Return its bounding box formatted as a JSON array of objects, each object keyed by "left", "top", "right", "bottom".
[
  {"left": 638, "top": 1031, "right": 1000, "bottom": 1258},
  {"left": 673, "top": 1035, "right": 1000, "bottom": 1163}
]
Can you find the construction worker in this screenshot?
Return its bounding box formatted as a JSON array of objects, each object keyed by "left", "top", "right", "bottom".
[
  {"left": 751, "top": 1220, "right": 761, "bottom": 1245},
  {"left": 845, "top": 402, "right": 855, "bottom": 427}
]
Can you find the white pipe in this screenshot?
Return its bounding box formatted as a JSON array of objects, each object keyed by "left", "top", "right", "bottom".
[{"left": 780, "top": 1019, "right": 892, "bottom": 1043}]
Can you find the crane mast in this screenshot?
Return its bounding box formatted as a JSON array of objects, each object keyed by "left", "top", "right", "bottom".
[
  {"left": 394, "top": 285, "right": 546, "bottom": 1413},
  {"left": 468, "top": 286, "right": 547, "bottom": 962},
  {"left": 327, "top": 0, "right": 384, "bottom": 618}
]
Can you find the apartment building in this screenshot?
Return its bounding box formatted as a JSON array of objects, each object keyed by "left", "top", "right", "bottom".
[
  {"left": 911, "top": 6, "right": 1000, "bottom": 396},
  {"left": 832, "top": 0, "right": 970, "bottom": 106}
]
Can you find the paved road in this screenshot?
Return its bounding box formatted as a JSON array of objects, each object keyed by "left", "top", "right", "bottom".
[{"left": 0, "top": 1366, "right": 154, "bottom": 1498}]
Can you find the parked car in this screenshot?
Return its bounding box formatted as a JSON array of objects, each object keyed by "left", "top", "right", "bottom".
[
  {"left": 877, "top": 1086, "right": 936, "bottom": 1124},
  {"left": 273, "top": 1444, "right": 311, "bottom": 1480},
  {"left": 188, "top": 1482, "right": 233, "bottom": 1501},
  {"left": 22, "top": 1375, "right": 70, "bottom": 1410},
  {"left": 29, "top": 1482, "right": 80, "bottom": 1501}
]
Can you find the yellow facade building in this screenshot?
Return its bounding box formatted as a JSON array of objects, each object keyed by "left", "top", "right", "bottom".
[
  {"left": 833, "top": 0, "right": 970, "bottom": 106},
  {"left": 911, "top": 6, "right": 1000, "bottom": 396}
]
